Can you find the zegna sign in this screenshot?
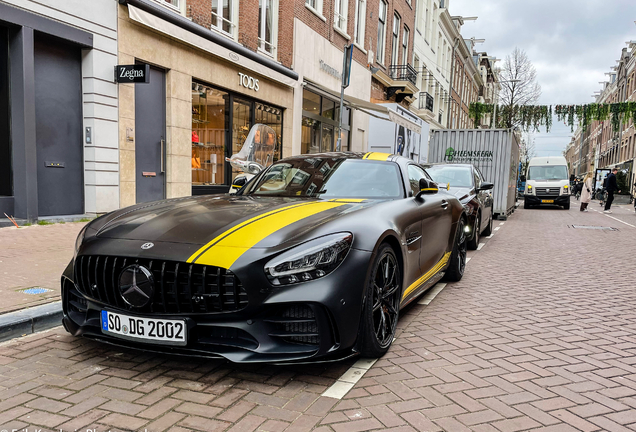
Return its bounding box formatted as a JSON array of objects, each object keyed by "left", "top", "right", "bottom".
[
  {"left": 238, "top": 72, "right": 260, "bottom": 91},
  {"left": 115, "top": 64, "right": 150, "bottom": 83}
]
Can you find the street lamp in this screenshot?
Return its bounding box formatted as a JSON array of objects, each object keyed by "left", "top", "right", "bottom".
[{"left": 492, "top": 79, "right": 520, "bottom": 128}]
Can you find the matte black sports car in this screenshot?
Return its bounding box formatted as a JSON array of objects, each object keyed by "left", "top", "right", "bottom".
[
  {"left": 423, "top": 163, "right": 494, "bottom": 250},
  {"left": 62, "top": 152, "right": 467, "bottom": 363}
]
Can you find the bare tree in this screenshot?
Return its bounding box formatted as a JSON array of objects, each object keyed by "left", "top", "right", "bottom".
[
  {"left": 497, "top": 48, "right": 542, "bottom": 128},
  {"left": 519, "top": 132, "right": 537, "bottom": 173}
]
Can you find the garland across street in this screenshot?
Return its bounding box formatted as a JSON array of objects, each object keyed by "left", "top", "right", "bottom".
[{"left": 469, "top": 101, "right": 636, "bottom": 133}]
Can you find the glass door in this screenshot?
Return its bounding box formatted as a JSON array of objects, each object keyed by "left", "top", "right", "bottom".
[{"left": 231, "top": 98, "right": 253, "bottom": 182}]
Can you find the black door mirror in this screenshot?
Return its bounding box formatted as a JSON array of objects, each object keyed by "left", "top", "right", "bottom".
[
  {"left": 230, "top": 176, "right": 248, "bottom": 194},
  {"left": 416, "top": 178, "right": 439, "bottom": 198},
  {"left": 479, "top": 182, "right": 494, "bottom": 191}
]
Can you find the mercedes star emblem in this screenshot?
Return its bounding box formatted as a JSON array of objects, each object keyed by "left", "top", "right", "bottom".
[
  {"left": 119, "top": 264, "right": 154, "bottom": 308},
  {"left": 141, "top": 242, "right": 154, "bottom": 250}
]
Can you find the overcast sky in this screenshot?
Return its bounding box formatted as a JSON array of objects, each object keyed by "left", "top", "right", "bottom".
[{"left": 450, "top": 0, "right": 636, "bottom": 157}]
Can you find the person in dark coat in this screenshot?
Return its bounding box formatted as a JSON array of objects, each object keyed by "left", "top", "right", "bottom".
[{"left": 604, "top": 168, "right": 621, "bottom": 213}]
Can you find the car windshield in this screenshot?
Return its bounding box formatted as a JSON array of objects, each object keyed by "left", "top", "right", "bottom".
[
  {"left": 425, "top": 166, "right": 473, "bottom": 188},
  {"left": 246, "top": 158, "right": 404, "bottom": 199},
  {"left": 528, "top": 165, "right": 568, "bottom": 181}
]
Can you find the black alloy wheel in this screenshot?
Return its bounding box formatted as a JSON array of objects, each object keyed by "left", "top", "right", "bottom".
[
  {"left": 444, "top": 218, "right": 467, "bottom": 282},
  {"left": 468, "top": 213, "right": 480, "bottom": 250},
  {"left": 360, "top": 244, "right": 402, "bottom": 357}
]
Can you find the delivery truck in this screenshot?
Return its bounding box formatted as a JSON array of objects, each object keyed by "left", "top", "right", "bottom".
[{"left": 428, "top": 129, "right": 520, "bottom": 220}]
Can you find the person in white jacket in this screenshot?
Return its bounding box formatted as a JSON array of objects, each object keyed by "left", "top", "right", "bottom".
[{"left": 579, "top": 172, "right": 594, "bottom": 212}]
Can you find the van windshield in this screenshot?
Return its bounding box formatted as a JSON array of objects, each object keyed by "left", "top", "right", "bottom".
[{"left": 527, "top": 165, "right": 568, "bottom": 181}]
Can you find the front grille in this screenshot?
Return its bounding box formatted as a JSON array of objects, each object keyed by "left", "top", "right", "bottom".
[
  {"left": 266, "top": 304, "right": 319, "bottom": 346},
  {"left": 74, "top": 255, "right": 248, "bottom": 314},
  {"left": 535, "top": 187, "right": 560, "bottom": 197}
]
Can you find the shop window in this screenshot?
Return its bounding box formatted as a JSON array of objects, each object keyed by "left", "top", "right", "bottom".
[
  {"left": 301, "top": 89, "right": 350, "bottom": 154},
  {"left": 192, "top": 82, "right": 229, "bottom": 186},
  {"left": 212, "top": 0, "right": 236, "bottom": 36},
  {"left": 259, "top": 0, "right": 277, "bottom": 55}
]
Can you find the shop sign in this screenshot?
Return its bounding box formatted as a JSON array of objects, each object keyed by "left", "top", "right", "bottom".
[
  {"left": 238, "top": 72, "right": 259, "bottom": 91},
  {"left": 115, "top": 64, "right": 150, "bottom": 83},
  {"left": 319, "top": 60, "right": 341, "bottom": 81}
]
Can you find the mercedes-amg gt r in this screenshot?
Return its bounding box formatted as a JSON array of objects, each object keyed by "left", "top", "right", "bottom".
[{"left": 62, "top": 152, "right": 467, "bottom": 363}]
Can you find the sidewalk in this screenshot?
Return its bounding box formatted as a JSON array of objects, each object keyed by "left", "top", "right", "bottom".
[{"left": 0, "top": 222, "right": 86, "bottom": 314}]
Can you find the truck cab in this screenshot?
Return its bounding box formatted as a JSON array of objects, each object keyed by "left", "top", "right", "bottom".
[{"left": 524, "top": 156, "right": 570, "bottom": 210}]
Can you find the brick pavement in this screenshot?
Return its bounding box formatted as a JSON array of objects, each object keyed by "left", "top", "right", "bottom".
[
  {"left": 0, "top": 201, "right": 636, "bottom": 431},
  {"left": 0, "top": 223, "right": 86, "bottom": 313}
]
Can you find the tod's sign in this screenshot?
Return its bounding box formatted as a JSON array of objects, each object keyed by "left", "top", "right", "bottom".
[
  {"left": 238, "top": 72, "right": 259, "bottom": 91},
  {"left": 115, "top": 64, "right": 150, "bottom": 83}
]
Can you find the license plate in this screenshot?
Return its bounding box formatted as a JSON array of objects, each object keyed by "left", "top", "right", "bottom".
[
  {"left": 101, "top": 310, "right": 187, "bottom": 346},
  {"left": 541, "top": 199, "right": 554, "bottom": 203}
]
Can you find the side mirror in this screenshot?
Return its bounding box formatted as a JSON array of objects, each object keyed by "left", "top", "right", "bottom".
[
  {"left": 247, "top": 162, "right": 264, "bottom": 175},
  {"left": 416, "top": 178, "right": 439, "bottom": 198},
  {"left": 230, "top": 176, "right": 248, "bottom": 195},
  {"left": 479, "top": 182, "right": 494, "bottom": 191}
]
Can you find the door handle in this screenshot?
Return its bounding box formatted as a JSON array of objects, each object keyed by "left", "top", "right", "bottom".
[
  {"left": 441, "top": 200, "right": 449, "bottom": 209},
  {"left": 160, "top": 138, "right": 165, "bottom": 174}
]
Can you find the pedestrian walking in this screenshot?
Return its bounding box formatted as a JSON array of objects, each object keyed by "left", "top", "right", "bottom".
[
  {"left": 604, "top": 167, "right": 621, "bottom": 213},
  {"left": 580, "top": 172, "right": 593, "bottom": 212}
]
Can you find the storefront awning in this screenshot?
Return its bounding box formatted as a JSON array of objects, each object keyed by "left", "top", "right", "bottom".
[
  {"left": 305, "top": 81, "right": 422, "bottom": 134},
  {"left": 127, "top": 3, "right": 298, "bottom": 88}
]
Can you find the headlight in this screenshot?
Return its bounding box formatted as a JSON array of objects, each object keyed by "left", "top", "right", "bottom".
[
  {"left": 264, "top": 233, "right": 353, "bottom": 286},
  {"left": 74, "top": 224, "right": 89, "bottom": 258}
]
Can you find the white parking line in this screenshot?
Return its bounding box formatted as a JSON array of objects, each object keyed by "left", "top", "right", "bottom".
[
  {"left": 418, "top": 283, "right": 447, "bottom": 305},
  {"left": 322, "top": 358, "right": 378, "bottom": 399},
  {"left": 604, "top": 214, "right": 636, "bottom": 228},
  {"left": 499, "top": 222, "right": 505, "bottom": 225},
  {"left": 485, "top": 234, "right": 495, "bottom": 238},
  {"left": 494, "top": 227, "right": 501, "bottom": 231},
  {"left": 466, "top": 257, "right": 471, "bottom": 263},
  {"left": 477, "top": 243, "right": 486, "bottom": 250}
]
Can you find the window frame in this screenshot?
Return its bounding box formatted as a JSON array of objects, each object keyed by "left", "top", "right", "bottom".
[
  {"left": 305, "top": 0, "right": 324, "bottom": 16},
  {"left": 353, "top": 0, "right": 366, "bottom": 47},
  {"left": 258, "top": 0, "right": 278, "bottom": 57},
  {"left": 391, "top": 12, "right": 400, "bottom": 66},
  {"left": 376, "top": 0, "right": 388, "bottom": 64},
  {"left": 211, "top": 0, "right": 237, "bottom": 37},
  {"left": 402, "top": 25, "right": 409, "bottom": 66},
  {"left": 407, "top": 164, "right": 430, "bottom": 197},
  {"left": 334, "top": 0, "right": 348, "bottom": 32}
]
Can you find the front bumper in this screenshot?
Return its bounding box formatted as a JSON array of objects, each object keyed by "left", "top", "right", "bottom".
[
  {"left": 524, "top": 194, "right": 570, "bottom": 206},
  {"left": 61, "top": 249, "right": 372, "bottom": 363}
]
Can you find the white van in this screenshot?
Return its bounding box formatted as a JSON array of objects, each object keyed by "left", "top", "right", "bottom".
[{"left": 524, "top": 156, "right": 570, "bottom": 210}]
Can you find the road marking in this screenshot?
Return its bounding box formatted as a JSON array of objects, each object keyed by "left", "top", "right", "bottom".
[
  {"left": 477, "top": 243, "right": 486, "bottom": 250},
  {"left": 603, "top": 214, "right": 636, "bottom": 228},
  {"left": 486, "top": 234, "right": 495, "bottom": 238},
  {"left": 322, "top": 358, "right": 378, "bottom": 399},
  {"left": 466, "top": 257, "right": 471, "bottom": 263},
  {"left": 499, "top": 222, "right": 505, "bottom": 225},
  {"left": 494, "top": 227, "right": 501, "bottom": 231},
  {"left": 418, "top": 283, "right": 447, "bottom": 305}
]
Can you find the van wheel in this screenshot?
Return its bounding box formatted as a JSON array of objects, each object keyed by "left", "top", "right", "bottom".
[
  {"left": 563, "top": 202, "right": 570, "bottom": 210},
  {"left": 524, "top": 200, "right": 531, "bottom": 209}
]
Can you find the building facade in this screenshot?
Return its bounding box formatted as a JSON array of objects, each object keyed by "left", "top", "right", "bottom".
[
  {"left": 448, "top": 34, "right": 481, "bottom": 129},
  {"left": 116, "top": 0, "right": 296, "bottom": 205},
  {"left": 0, "top": 0, "right": 118, "bottom": 221}
]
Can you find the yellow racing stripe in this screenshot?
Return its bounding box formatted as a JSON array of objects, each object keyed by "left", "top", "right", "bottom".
[
  {"left": 192, "top": 201, "right": 346, "bottom": 269},
  {"left": 401, "top": 252, "right": 451, "bottom": 300},
  {"left": 187, "top": 202, "right": 313, "bottom": 263},
  {"left": 363, "top": 152, "right": 392, "bottom": 161}
]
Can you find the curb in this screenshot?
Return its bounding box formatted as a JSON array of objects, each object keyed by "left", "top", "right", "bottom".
[{"left": 0, "top": 301, "right": 63, "bottom": 342}]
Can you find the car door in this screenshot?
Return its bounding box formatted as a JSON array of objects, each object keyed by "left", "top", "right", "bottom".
[
  {"left": 401, "top": 164, "right": 428, "bottom": 295},
  {"left": 407, "top": 165, "right": 452, "bottom": 277}
]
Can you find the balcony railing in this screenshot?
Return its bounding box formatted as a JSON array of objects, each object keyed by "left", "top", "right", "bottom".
[
  {"left": 388, "top": 64, "right": 418, "bottom": 87},
  {"left": 418, "top": 92, "right": 434, "bottom": 111}
]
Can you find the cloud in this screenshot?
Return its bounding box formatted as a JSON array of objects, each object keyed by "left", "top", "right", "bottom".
[{"left": 449, "top": 0, "right": 636, "bottom": 157}]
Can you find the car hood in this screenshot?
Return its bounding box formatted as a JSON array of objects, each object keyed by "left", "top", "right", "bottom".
[
  {"left": 92, "top": 195, "right": 376, "bottom": 248},
  {"left": 448, "top": 187, "right": 473, "bottom": 203}
]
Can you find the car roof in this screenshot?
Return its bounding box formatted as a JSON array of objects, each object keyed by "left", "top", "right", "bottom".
[{"left": 280, "top": 151, "right": 412, "bottom": 164}]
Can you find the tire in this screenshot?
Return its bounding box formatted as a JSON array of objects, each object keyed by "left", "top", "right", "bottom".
[
  {"left": 359, "top": 244, "right": 402, "bottom": 358},
  {"left": 467, "top": 214, "right": 480, "bottom": 250},
  {"left": 482, "top": 212, "right": 493, "bottom": 236},
  {"left": 444, "top": 217, "right": 467, "bottom": 282},
  {"left": 524, "top": 200, "right": 531, "bottom": 209},
  {"left": 563, "top": 202, "right": 570, "bottom": 210}
]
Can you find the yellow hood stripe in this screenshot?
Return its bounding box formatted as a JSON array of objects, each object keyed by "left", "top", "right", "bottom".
[
  {"left": 402, "top": 252, "right": 451, "bottom": 300},
  {"left": 363, "top": 152, "right": 392, "bottom": 161},
  {"left": 190, "top": 201, "right": 346, "bottom": 269}
]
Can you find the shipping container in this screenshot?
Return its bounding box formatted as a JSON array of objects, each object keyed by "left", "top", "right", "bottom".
[{"left": 429, "top": 129, "right": 520, "bottom": 219}]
